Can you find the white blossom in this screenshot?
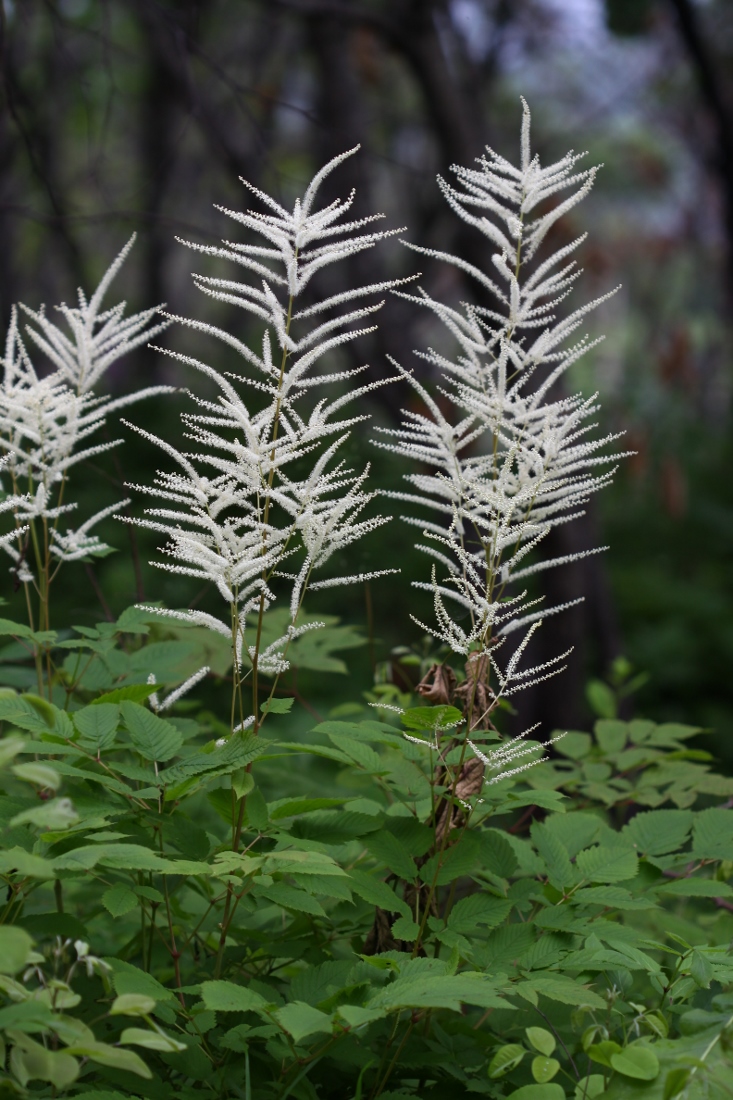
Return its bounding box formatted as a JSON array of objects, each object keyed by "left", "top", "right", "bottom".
[
  {"left": 0, "top": 243, "right": 173, "bottom": 577},
  {"left": 376, "top": 98, "right": 626, "bottom": 697},
  {"left": 127, "top": 149, "right": 401, "bottom": 681}
]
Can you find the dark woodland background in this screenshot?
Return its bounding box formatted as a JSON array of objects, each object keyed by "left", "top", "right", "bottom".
[{"left": 2, "top": 0, "right": 733, "bottom": 754}]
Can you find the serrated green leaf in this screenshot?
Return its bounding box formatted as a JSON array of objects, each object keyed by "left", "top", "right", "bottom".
[
  {"left": 102, "top": 884, "right": 138, "bottom": 917},
  {"left": 531, "top": 820, "right": 574, "bottom": 889},
  {"left": 119, "top": 701, "right": 182, "bottom": 761},
  {"left": 256, "top": 882, "right": 326, "bottom": 916},
  {"left": 447, "top": 893, "right": 512, "bottom": 934},
  {"left": 92, "top": 684, "right": 158, "bottom": 706},
  {"left": 200, "top": 980, "right": 268, "bottom": 1013},
  {"left": 519, "top": 976, "right": 605, "bottom": 1009},
  {"left": 623, "top": 809, "right": 693, "bottom": 856},
  {"left": 365, "top": 830, "right": 417, "bottom": 880},
  {"left": 275, "top": 1002, "right": 332, "bottom": 1043},
  {"left": 402, "top": 706, "right": 463, "bottom": 731},
  {"left": 107, "top": 959, "right": 177, "bottom": 1003},
  {"left": 693, "top": 807, "right": 733, "bottom": 861},
  {"left": 261, "top": 696, "right": 294, "bottom": 714},
  {"left": 73, "top": 704, "right": 119, "bottom": 751},
  {"left": 658, "top": 878, "right": 732, "bottom": 897},
  {"left": 347, "top": 869, "right": 410, "bottom": 918},
  {"left": 574, "top": 885, "right": 656, "bottom": 910},
  {"left": 576, "top": 845, "right": 638, "bottom": 883},
  {"left": 269, "top": 796, "right": 349, "bottom": 820},
  {"left": 327, "top": 731, "right": 382, "bottom": 772}
]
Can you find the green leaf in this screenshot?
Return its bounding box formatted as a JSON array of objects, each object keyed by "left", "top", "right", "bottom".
[
  {"left": 261, "top": 696, "right": 294, "bottom": 714},
  {"left": 107, "top": 958, "right": 177, "bottom": 1003},
  {"left": 92, "top": 684, "right": 158, "bottom": 705},
  {"left": 119, "top": 1026, "right": 187, "bottom": 1052},
  {"left": 595, "top": 719, "right": 627, "bottom": 754},
  {"left": 10, "top": 796, "right": 79, "bottom": 831},
  {"left": 0, "top": 927, "right": 34, "bottom": 974},
  {"left": 269, "top": 796, "right": 349, "bottom": 820},
  {"left": 232, "top": 768, "right": 254, "bottom": 800},
  {"left": 693, "top": 807, "right": 733, "bottom": 860},
  {"left": 531, "top": 821, "right": 574, "bottom": 889},
  {"left": 622, "top": 809, "right": 693, "bottom": 856},
  {"left": 246, "top": 786, "right": 270, "bottom": 832},
  {"left": 554, "top": 731, "right": 592, "bottom": 759},
  {"left": 200, "top": 980, "right": 268, "bottom": 1014},
  {"left": 390, "top": 916, "right": 420, "bottom": 941},
  {"left": 104, "top": 884, "right": 146, "bottom": 918},
  {"left": 346, "top": 869, "right": 410, "bottom": 918},
  {"left": 447, "top": 893, "right": 512, "bottom": 934},
  {"left": 587, "top": 679, "right": 617, "bottom": 718},
  {"left": 263, "top": 849, "right": 347, "bottom": 877},
  {"left": 574, "top": 885, "right": 656, "bottom": 910},
  {"left": 256, "top": 882, "right": 326, "bottom": 916},
  {"left": 0, "top": 847, "right": 55, "bottom": 878},
  {"left": 8, "top": 1034, "right": 79, "bottom": 1088},
  {"left": 119, "top": 701, "right": 183, "bottom": 761},
  {"left": 402, "top": 705, "right": 463, "bottom": 731},
  {"left": 488, "top": 1044, "right": 525, "bottom": 1078},
  {"left": 609, "top": 1044, "right": 659, "bottom": 1080},
  {"left": 526, "top": 1027, "right": 556, "bottom": 1056},
  {"left": 574, "top": 1075, "right": 606, "bottom": 1100},
  {"left": 73, "top": 703, "right": 119, "bottom": 751},
  {"left": 531, "top": 1055, "right": 560, "bottom": 1082},
  {"left": 365, "top": 830, "right": 418, "bottom": 880},
  {"left": 519, "top": 976, "right": 605, "bottom": 1010},
  {"left": 689, "top": 949, "right": 713, "bottom": 988},
  {"left": 327, "top": 731, "right": 382, "bottom": 772},
  {"left": 576, "top": 845, "right": 638, "bottom": 883},
  {"left": 63, "top": 1040, "right": 152, "bottom": 1078},
  {"left": 338, "top": 1004, "right": 385, "bottom": 1029},
  {"left": 658, "top": 878, "right": 732, "bottom": 897},
  {"left": 275, "top": 1002, "right": 332, "bottom": 1043},
  {"left": 507, "top": 1086, "right": 565, "bottom": 1100},
  {"left": 369, "top": 974, "right": 506, "bottom": 1011},
  {"left": 663, "top": 1067, "right": 691, "bottom": 1099},
  {"left": 11, "top": 761, "right": 61, "bottom": 790},
  {"left": 588, "top": 1040, "right": 622, "bottom": 1068},
  {"left": 477, "top": 828, "right": 519, "bottom": 877},
  {"left": 110, "top": 994, "right": 157, "bottom": 1016}
]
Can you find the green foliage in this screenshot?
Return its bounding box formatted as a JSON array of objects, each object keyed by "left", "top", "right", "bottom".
[{"left": 1, "top": 610, "right": 733, "bottom": 1097}]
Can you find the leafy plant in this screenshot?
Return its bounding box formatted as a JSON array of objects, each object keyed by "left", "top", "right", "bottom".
[{"left": 0, "top": 101, "right": 731, "bottom": 1100}]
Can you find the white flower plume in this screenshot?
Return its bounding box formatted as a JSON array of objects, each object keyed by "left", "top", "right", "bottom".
[
  {"left": 126, "top": 149, "right": 401, "bottom": 689},
  {"left": 376, "top": 97, "right": 626, "bottom": 697},
  {"left": 0, "top": 241, "right": 173, "bottom": 577}
]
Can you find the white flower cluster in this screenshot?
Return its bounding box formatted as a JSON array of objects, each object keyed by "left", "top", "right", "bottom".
[
  {"left": 129, "top": 149, "right": 402, "bottom": 680},
  {"left": 0, "top": 237, "right": 171, "bottom": 578},
  {"left": 376, "top": 99, "right": 625, "bottom": 699}
]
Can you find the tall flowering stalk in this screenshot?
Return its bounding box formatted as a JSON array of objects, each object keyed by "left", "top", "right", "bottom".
[
  {"left": 124, "top": 149, "right": 408, "bottom": 972},
  {"left": 377, "top": 100, "right": 625, "bottom": 794},
  {"left": 127, "top": 149, "right": 406, "bottom": 741},
  {"left": 0, "top": 239, "right": 171, "bottom": 690}
]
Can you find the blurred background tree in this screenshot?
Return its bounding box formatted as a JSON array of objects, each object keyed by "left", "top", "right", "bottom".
[{"left": 1, "top": 0, "right": 732, "bottom": 751}]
